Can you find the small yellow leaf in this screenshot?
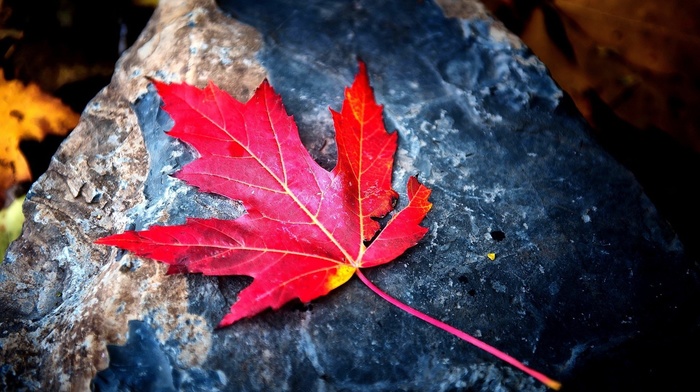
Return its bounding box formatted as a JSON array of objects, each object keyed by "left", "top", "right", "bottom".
[
  {"left": 487, "top": 253, "right": 496, "bottom": 260},
  {"left": 0, "top": 71, "right": 79, "bottom": 196},
  {"left": 1, "top": 195, "right": 25, "bottom": 261}
]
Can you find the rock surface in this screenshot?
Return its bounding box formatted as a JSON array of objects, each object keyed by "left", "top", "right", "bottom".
[{"left": 2, "top": 0, "right": 699, "bottom": 391}]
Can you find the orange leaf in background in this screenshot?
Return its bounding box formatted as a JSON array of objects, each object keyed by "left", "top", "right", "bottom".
[
  {"left": 0, "top": 71, "right": 79, "bottom": 198},
  {"left": 519, "top": 0, "right": 700, "bottom": 151}
]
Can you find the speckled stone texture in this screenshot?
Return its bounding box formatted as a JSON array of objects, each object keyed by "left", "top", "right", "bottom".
[{"left": 1, "top": 0, "right": 699, "bottom": 391}]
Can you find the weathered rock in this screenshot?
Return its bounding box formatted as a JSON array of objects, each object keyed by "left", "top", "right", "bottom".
[{"left": 2, "top": 0, "right": 699, "bottom": 391}]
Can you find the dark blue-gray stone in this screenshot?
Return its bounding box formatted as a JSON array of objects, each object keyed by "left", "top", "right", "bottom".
[
  {"left": 92, "top": 320, "right": 178, "bottom": 392},
  {"left": 92, "top": 320, "right": 226, "bottom": 392}
]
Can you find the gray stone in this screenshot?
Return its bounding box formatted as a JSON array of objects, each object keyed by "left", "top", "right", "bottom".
[{"left": 2, "top": 0, "right": 699, "bottom": 391}]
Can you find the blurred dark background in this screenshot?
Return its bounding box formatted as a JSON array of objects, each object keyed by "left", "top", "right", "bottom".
[{"left": 1, "top": 0, "right": 698, "bottom": 262}]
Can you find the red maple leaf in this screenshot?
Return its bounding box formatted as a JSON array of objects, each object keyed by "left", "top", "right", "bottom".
[
  {"left": 96, "top": 62, "right": 561, "bottom": 390},
  {"left": 97, "top": 61, "right": 432, "bottom": 327}
]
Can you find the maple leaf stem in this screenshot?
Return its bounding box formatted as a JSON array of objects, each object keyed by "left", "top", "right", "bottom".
[{"left": 355, "top": 269, "right": 562, "bottom": 390}]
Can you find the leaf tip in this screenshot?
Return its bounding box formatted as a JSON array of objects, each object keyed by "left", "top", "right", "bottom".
[
  {"left": 94, "top": 234, "right": 118, "bottom": 246},
  {"left": 353, "top": 59, "right": 370, "bottom": 88},
  {"left": 216, "top": 311, "right": 246, "bottom": 329},
  {"left": 407, "top": 176, "right": 433, "bottom": 212},
  {"left": 215, "top": 319, "right": 233, "bottom": 329},
  {"left": 356, "top": 58, "right": 367, "bottom": 75},
  {"left": 258, "top": 78, "right": 273, "bottom": 93},
  {"left": 148, "top": 77, "right": 169, "bottom": 94}
]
